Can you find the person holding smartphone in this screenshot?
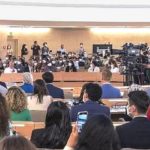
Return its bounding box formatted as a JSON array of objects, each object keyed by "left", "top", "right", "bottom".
[
  {"left": 70, "top": 83, "right": 110, "bottom": 122},
  {"left": 64, "top": 115, "right": 120, "bottom": 150}
]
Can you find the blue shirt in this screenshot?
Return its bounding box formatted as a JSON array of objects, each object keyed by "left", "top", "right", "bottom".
[
  {"left": 20, "top": 83, "right": 34, "bottom": 94},
  {"left": 101, "top": 83, "right": 121, "bottom": 99}
]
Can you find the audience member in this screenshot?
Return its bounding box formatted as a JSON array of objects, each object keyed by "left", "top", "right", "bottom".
[
  {"left": 0, "top": 71, "right": 7, "bottom": 88},
  {"left": 4, "top": 61, "right": 17, "bottom": 73},
  {"left": 42, "top": 72, "right": 64, "bottom": 99},
  {"left": 65, "top": 60, "right": 77, "bottom": 72},
  {"left": 64, "top": 115, "right": 120, "bottom": 150},
  {"left": 116, "top": 91, "right": 150, "bottom": 149},
  {"left": 0, "top": 93, "right": 10, "bottom": 139},
  {"left": 0, "top": 136, "right": 36, "bottom": 150},
  {"left": 101, "top": 69, "right": 121, "bottom": 99},
  {"left": 27, "top": 79, "right": 52, "bottom": 110},
  {"left": 31, "top": 101, "right": 71, "bottom": 149},
  {"left": 70, "top": 83, "right": 110, "bottom": 122},
  {"left": 110, "top": 59, "right": 119, "bottom": 73},
  {"left": 6, "top": 86, "right": 32, "bottom": 121},
  {"left": 88, "top": 61, "right": 100, "bottom": 72},
  {"left": 20, "top": 72, "right": 34, "bottom": 94},
  {"left": 147, "top": 106, "right": 150, "bottom": 120}
]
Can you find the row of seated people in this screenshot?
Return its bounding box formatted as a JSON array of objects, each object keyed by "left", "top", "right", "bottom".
[
  {"left": 0, "top": 68, "right": 123, "bottom": 122},
  {"left": 0, "top": 89, "right": 150, "bottom": 150}
]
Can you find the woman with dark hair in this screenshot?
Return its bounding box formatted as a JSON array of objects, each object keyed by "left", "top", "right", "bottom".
[
  {"left": 0, "top": 93, "right": 10, "bottom": 138},
  {"left": 65, "top": 60, "right": 77, "bottom": 72},
  {"left": 27, "top": 79, "right": 52, "bottom": 110},
  {"left": 31, "top": 101, "right": 72, "bottom": 149},
  {"left": 64, "top": 115, "right": 120, "bottom": 150},
  {"left": 21, "top": 44, "right": 28, "bottom": 58},
  {"left": 0, "top": 135, "right": 36, "bottom": 150}
]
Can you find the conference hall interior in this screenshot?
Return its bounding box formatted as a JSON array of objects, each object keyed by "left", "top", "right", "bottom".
[{"left": 0, "top": 0, "right": 150, "bottom": 150}]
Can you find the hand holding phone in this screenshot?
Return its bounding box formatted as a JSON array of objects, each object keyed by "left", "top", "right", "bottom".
[{"left": 77, "top": 111, "right": 88, "bottom": 133}]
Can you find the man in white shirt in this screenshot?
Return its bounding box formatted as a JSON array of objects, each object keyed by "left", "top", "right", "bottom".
[{"left": 4, "top": 61, "right": 17, "bottom": 73}]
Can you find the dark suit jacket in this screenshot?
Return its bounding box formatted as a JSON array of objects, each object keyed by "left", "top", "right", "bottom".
[
  {"left": 101, "top": 83, "right": 121, "bottom": 99},
  {"left": 116, "top": 117, "right": 150, "bottom": 149},
  {"left": 46, "top": 84, "right": 64, "bottom": 99},
  {"left": 71, "top": 100, "right": 110, "bottom": 122}
]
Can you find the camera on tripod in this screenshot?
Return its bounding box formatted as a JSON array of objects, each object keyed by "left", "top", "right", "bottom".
[{"left": 121, "top": 43, "right": 144, "bottom": 85}]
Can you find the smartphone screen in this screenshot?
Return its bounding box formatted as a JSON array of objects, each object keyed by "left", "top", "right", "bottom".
[{"left": 77, "top": 111, "right": 88, "bottom": 133}]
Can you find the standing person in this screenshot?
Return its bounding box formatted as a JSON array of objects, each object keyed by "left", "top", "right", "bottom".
[
  {"left": 21, "top": 44, "right": 28, "bottom": 60},
  {"left": 116, "top": 91, "right": 150, "bottom": 149},
  {"left": 6, "top": 44, "right": 13, "bottom": 60},
  {"left": 41, "top": 42, "right": 49, "bottom": 59},
  {"left": 78, "top": 43, "right": 85, "bottom": 57},
  {"left": 59, "top": 44, "right": 67, "bottom": 54},
  {"left": 31, "top": 41, "right": 40, "bottom": 58}
]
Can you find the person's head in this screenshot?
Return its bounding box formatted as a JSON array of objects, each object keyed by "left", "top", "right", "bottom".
[
  {"left": 34, "top": 41, "right": 37, "bottom": 45},
  {"left": 43, "top": 42, "right": 47, "bottom": 46},
  {"left": 78, "top": 83, "right": 89, "bottom": 102},
  {"left": 111, "top": 60, "right": 118, "bottom": 68},
  {"left": 102, "top": 68, "right": 112, "bottom": 82},
  {"left": 23, "top": 72, "right": 33, "bottom": 84},
  {"left": 61, "top": 44, "right": 64, "bottom": 49},
  {"left": 42, "top": 72, "right": 54, "bottom": 83},
  {"left": 76, "top": 115, "right": 120, "bottom": 150},
  {"left": 45, "top": 101, "right": 71, "bottom": 128},
  {"left": 80, "top": 43, "right": 83, "bottom": 48},
  {"left": 34, "top": 79, "right": 49, "bottom": 103},
  {"left": 8, "top": 61, "right": 14, "bottom": 68},
  {"left": 6, "top": 86, "right": 27, "bottom": 113},
  {"left": 91, "top": 61, "right": 97, "bottom": 67},
  {"left": 0, "top": 93, "right": 9, "bottom": 137},
  {"left": 22, "top": 44, "right": 26, "bottom": 49},
  {"left": 127, "top": 91, "right": 150, "bottom": 117},
  {"left": 83, "top": 83, "right": 102, "bottom": 102},
  {"left": 0, "top": 135, "right": 36, "bottom": 150},
  {"left": 41, "top": 101, "right": 71, "bottom": 148}
]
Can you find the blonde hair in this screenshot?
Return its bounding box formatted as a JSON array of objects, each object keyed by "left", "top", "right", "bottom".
[
  {"left": 102, "top": 68, "right": 112, "bottom": 81},
  {"left": 23, "top": 73, "right": 33, "bottom": 84},
  {"left": 6, "top": 86, "right": 27, "bottom": 113}
]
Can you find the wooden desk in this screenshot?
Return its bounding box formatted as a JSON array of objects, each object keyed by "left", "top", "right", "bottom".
[{"left": 1, "top": 72, "right": 123, "bottom": 87}]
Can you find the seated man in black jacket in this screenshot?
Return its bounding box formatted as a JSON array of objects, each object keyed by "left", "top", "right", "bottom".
[
  {"left": 42, "top": 72, "right": 64, "bottom": 99},
  {"left": 116, "top": 91, "right": 150, "bottom": 149}
]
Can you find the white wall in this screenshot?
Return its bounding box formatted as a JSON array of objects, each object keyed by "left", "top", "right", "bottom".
[{"left": 0, "top": 0, "right": 150, "bottom": 26}]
